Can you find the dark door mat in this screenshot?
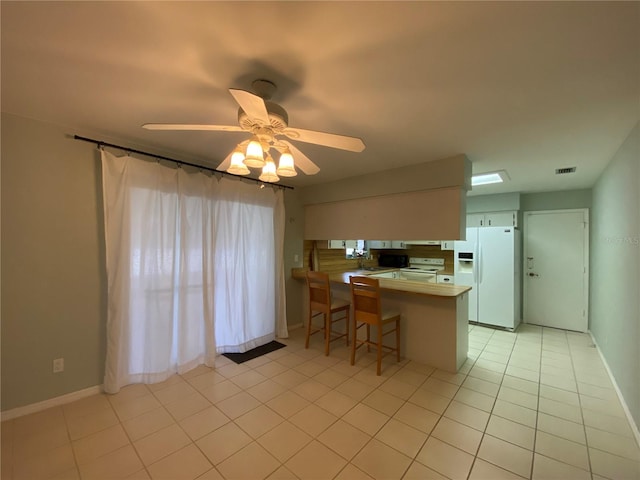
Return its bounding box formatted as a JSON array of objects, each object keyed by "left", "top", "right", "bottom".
[{"left": 222, "top": 340, "right": 286, "bottom": 364}]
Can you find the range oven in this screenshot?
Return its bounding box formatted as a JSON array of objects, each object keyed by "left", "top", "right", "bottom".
[
  {"left": 399, "top": 257, "right": 444, "bottom": 283},
  {"left": 398, "top": 269, "right": 437, "bottom": 283}
]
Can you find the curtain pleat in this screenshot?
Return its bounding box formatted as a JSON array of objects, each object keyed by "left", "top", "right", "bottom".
[{"left": 101, "top": 150, "right": 287, "bottom": 393}]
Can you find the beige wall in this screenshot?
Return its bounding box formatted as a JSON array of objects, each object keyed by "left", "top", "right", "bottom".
[
  {"left": 283, "top": 190, "right": 305, "bottom": 328},
  {"left": 466, "top": 192, "right": 521, "bottom": 213},
  {"left": 590, "top": 122, "right": 639, "bottom": 427},
  {"left": 1, "top": 113, "right": 107, "bottom": 411},
  {"left": 521, "top": 189, "right": 592, "bottom": 211}
]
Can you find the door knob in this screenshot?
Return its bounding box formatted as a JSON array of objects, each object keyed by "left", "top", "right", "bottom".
[{"left": 528, "top": 273, "right": 539, "bottom": 277}]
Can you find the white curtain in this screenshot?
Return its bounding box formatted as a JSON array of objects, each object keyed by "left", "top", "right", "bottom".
[{"left": 101, "top": 150, "right": 287, "bottom": 393}]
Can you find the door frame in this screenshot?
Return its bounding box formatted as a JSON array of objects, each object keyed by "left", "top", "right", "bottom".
[{"left": 522, "top": 209, "right": 589, "bottom": 332}]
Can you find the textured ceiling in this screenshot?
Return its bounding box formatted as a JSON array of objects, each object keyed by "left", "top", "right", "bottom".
[{"left": 2, "top": 1, "right": 638, "bottom": 193}]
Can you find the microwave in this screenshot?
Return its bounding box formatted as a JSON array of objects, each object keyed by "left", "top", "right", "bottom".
[{"left": 378, "top": 254, "right": 409, "bottom": 268}]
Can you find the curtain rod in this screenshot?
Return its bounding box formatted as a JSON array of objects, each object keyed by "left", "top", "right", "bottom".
[{"left": 73, "top": 135, "right": 294, "bottom": 190}]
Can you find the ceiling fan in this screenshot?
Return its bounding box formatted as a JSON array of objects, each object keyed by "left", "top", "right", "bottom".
[{"left": 142, "top": 79, "right": 365, "bottom": 183}]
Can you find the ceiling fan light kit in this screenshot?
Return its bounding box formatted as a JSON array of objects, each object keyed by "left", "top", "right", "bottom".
[
  {"left": 243, "top": 136, "right": 266, "bottom": 168},
  {"left": 142, "top": 79, "right": 365, "bottom": 183},
  {"left": 227, "top": 148, "right": 251, "bottom": 176},
  {"left": 276, "top": 150, "right": 297, "bottom": 177},
  {"left": 258, "top": 156, "right": 279, "bottom": 183}
]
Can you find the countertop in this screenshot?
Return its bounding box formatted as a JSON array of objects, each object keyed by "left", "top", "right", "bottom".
[
  {"left": 292, "top": 268, "right": 471, "bottom": 298},
  {"left": 331, "top": 271, "right": 471, "bottom": 297}
]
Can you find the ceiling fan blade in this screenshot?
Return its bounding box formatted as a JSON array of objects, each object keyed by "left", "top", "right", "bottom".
[
  {"left": 282, "top": 127, "right": 365, "bottom": 152},
  {"left": 229, "top": 89, "right": 270, "bottom": 125},
  {"left": 216, "top": 150, "right": 233, "bottom": 171},
  {"left": 142, "top": 123, "right": 245, "bottom": 132},
  {"left": 281, "top": 141, "right": 320, "bottom": 175}
]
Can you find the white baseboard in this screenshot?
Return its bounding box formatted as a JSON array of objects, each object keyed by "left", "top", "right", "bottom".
[
  {"left": 1, "top": 385, "right": 103, "bottom": 422},
  {"left": 588, "top": 331, "right": 640, "bottom": 448}
]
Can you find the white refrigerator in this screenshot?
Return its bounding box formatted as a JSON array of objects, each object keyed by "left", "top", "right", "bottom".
[{"left": 454, "top": 226, "right": 521, "bottom": 330}]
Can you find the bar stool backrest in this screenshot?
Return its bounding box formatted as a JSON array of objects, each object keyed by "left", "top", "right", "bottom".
[
  {"left": 307, "top": 271, "right": 331, "bottom": 314},
  {"left": 350, "top": 276, "right": 382, "bottom": 326}
]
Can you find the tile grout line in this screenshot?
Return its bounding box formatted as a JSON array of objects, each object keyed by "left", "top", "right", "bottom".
[
  {"left": 399, "top": 359, "right": 464, "bottom": 479},
  {"left": 529, "top": 329, "right": 554, "bottom": 480},
  {"left": 465, "top": 325, "right": 497, "bottom": 480},
  {"left": 567, "top": 335, "right": 596, "bottom": 480},
  {"left": 60, "top": 404, "right": 83, "bottom": 479},
  {"left": 468, "top": 325, "right": 533, "bottom": 479},
  {"left": 330, "top": 361, "right": 436, "bottom": 480},
  {"left": 309, "top": 342, "right": 433, "bottom": 479},
  {"left": 7, "top": 326, "right": 637, "bottom": 480},
  {"left": 106, "top": 388, "right": 155, "bottom": 480}
]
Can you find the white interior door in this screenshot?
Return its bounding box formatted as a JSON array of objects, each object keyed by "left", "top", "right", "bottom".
[{"left": 524, "top": 209, "right": 589, "bottom": 332}]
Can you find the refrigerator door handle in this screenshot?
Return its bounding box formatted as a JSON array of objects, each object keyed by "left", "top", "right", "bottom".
[
  {"left": 478, "top": 243, "right": 483, "bottom": 284},
  {"left": 472, "top": 246, "right": 478, "bottom": 285}
]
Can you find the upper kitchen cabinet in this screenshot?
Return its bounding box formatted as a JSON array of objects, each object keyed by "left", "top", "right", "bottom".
[
  {"left": 368, "top": 240, "right": 408, "bottom": 249},
  {"left": 368, "top": 240, "right": 392, "bottom": 249},
  {"left": 399, "top": 240, "right": 453, "bottom": 249},
  {"left": 440, "top": 241, "right": 455, "bottom": 251},
  {"left": 467, "top": 211, "right": 517, "bottom": 228},
  {"left": 325, "top": 240, "right": 357, "bottom": 249}
]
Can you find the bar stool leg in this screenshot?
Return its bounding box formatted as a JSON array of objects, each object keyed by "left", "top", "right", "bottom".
[
  {"left": 305, "top": 310, "right": 312, "bottom": 349},
  {"left": 366, "top": 325, "right": 371, "bottom": 353},
  {"left": 345, "top": 308, "right": 350, "bottom": 346},
  {"left": 350, "top": 315, "right": 357, "bottom": 366},
  {"left": 324, "top": 313, "right": 330, "bottom": 356},
  {"left": 396, "top": 319, "right": 401, "bottom": 362},
  {"left": 377, "top": 327, "right": 383, "bottom": 376}
]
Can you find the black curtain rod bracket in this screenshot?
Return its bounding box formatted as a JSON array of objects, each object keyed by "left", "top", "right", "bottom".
[{"left": 74, "top": 135, "right": 294, "bottom": 190}]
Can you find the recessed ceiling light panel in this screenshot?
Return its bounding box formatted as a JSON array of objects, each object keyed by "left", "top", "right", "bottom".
[{"left": 472, "top": 170, "right": 508, "bottom": 186}]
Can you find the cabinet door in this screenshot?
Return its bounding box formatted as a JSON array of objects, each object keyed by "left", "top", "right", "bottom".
[
  {"left": 468, "top": 211, "right": 517, "bottom": 227},
  {"left": 368, "top": 240, "right": 390, "bottom": 249},
  {"left": 327, "top": 240, "right": 345, "bottom": 249},
  {"left": 485, "top": 211, "right": 516, "bottom": 227},
  {"left": 344, "top": 240, "right": 357, "bottom": 249},
  {"left": 391, "top": 241, "right": 407, "bottom": 249},
  {"left": 467, "top": 214, "right": 485, "bottom": 227},
  {"left": 441, "top": 241, "right": 455, "bottom": 251}
]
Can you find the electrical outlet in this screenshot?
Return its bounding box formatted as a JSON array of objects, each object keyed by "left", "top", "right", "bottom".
[
  {"left": 53, "top": 358, "right": 64, "bottom": 373},
  {"left": 294, "top": 254, "right": 299, "bottom": 263}
]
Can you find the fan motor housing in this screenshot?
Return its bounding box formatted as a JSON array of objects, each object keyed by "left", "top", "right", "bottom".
[{"left": 238, "top": 101, "right": 289, "bottom": 131}]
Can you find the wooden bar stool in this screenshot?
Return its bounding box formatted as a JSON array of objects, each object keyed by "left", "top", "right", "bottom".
[
  {"left": 349, "top": 275, "right": 401, "bottom": 375},
  {"left": 305, "top": 271, "right": 350, "bottom": 356}
]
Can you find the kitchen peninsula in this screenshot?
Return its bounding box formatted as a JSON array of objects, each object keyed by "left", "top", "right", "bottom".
[{"left": 293, "top": 268, "right": 471, "bottom": 372}]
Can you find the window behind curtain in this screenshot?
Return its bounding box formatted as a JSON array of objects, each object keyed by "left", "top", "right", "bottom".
[{"left": 101, "top": 150, "right": 286, "bottom": 393}]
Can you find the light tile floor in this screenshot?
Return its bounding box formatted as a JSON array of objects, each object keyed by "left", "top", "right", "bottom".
[{"left": 2, "top": 323, "right": 640, "bottom": 479}]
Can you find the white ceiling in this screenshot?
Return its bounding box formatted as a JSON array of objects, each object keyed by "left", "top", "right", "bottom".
[{"left": 2, "top": 2, "right": 638, "bottom": 194}]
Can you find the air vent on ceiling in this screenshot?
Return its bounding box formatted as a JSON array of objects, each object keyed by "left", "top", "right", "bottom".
[{"left": 555, "top": 167, "right": 576, "bottom": 175}]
